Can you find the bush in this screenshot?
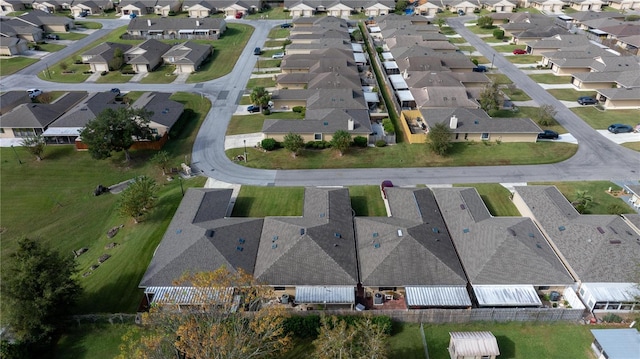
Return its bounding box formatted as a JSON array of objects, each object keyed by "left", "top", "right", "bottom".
[
  {"left": 353, "top": 136, "right": 368, "bottom": 148},
  {"left": 471, "top": 58, "right": 479, "bottom": 66},
  {"left": 261, "top": 138, "right": 278, "bottom": 151},
  {"left": 493, "top": 29, "right": 504, "bottom": 40},
  {"left": 305, "top": 140, "right": 330, "bottom": 149},
  {"left": 282, "top": 315, "right": 392, "bottom": 339},
  {"left": 101, "top": 71, "right": 108, "bottom": 76},
  {"left": 382, "top": 118, "right": 394, "bottom": 134},
  {"left": 375, "top": 140, "right": 387, "bottom": 147},
  {"left": 292, "top": 106, "right": 305, "bottom": 113},
  {"left": 262, "top": 108, "right": 271, "bottom": 115},
  {"left": 602, "top": 313, "right": 623, "bottom": 323}
]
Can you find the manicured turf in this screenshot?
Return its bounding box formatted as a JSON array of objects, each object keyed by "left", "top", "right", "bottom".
[
  {"left": 53, "top": 323, "right": 132, "bottom": 359},
  {"left": 57, "top": 32, "right": 88, "bottom": 40},
  {"left": 570, "top": 107, "right": 638, "bottom": 130},
  {"left": 0, "top": 57, "right": 38, "bottom": 76},
  {"left": 422, "top": 322, "right": 596, "bottom": 359},
  {"left": 0, "top": 93, "right": 210, "bottom": 314},
  {"left": 388, "top": 323, "right": 425, "bottom": 359},
  {"left": 348, "top": 185, "right": 387, "bottom": 216},
  {"left": 227, "top": 112, "right": 304, "bottom": 135},
  {"left": 139, "top": 65, "right": 177, "bottom": 84},
  {"left": 247, "top": 76, "right": 276, "bottom": 88},
  {"left": 501, "top": 86, "right": 532, "bottom": 101},
  {"left": 529, "top": 73, "right": 572, "bottom": 84},
  {"left": 467, "top": 25, "right": 498, "bottom": 35},
  {"left": 547, "top": 88, "right": 597, "bottom": 101},
  {"left": 486, "top": 73, "right": 512, "bottom": 85},
  {"left": 453, "top": 183, "right": 520, "bottom": 216},
  {"left": 226, "top": 141, "right": 577, "bottom": 169},
  {"left": 75, "top": 21, "right": 103, "bottom": 29},
  {"left": 38, "top": 43, "right": 66, "bottom": 52},
  {"left": 505, "top": 55, "right": 542, "bottom": 64},
  {"left": 492, "top": 44, "right": 525, "bottom": 52},
  {"left": 527, "top": 181, "right": 635, "bottom": 215},
  {"left": 232, "top": 186, "right": 304, "bottom": 217},
  {"left": 622, "top": 142, "right": 640, "bottom": 151},
  {"left": 95, "top": 71, "right": 133, "bottom": 83}
]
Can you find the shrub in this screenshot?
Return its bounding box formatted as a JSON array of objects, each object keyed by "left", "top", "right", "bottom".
[
  {"left": 625, "top": 14, "right": 640, "bottom": 21},
  {"left": 375, "top": 140, "right": 387, "bottom": 147},
  {"left": 292, "top": 106, "right": 305, "bottom": 113},
  {"left": 382, "top": 118, "right": 395, "bottom": 134},
  {"left": 602, "top": 313, "right": 623, "bottom": 323},
  {"left": 493, "top": 29, "right": 504, "bottom": 40},
  {"left": 262, "top": 108, "right": 271, "bottom": 115},
  {"left": 101, "top": 71, "right": 108, "bottom": 76},
  {"left": 282, "top": 315, "right": 392, "bottom": 339},
  {"left": 607, "top": 203, "right": 627, "bottom": 215},
  {"left": 261, "top": 138, "right": 278, "bottom": 151},
  {"left": 471, "top": 58, "right": 479, "bottom": 66},
  {"left": 353, "top": 136, "right": 368, "bottom": 147}
]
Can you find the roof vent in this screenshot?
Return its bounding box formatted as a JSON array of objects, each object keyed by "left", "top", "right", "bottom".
[
  {"left": 596, "top": 227, "right": 605, "bottom": 234},
  {"left": 536, "top": 243, "right": 542, "bottom": 249},
  {"left": 463, "top": 228, "right": 469, "bottom": 233},
  {"left": 205, "top": 229, "right": 214, "bottom": 238},
  {"left": 558, "top": 226, "right": 566, "bottom": 231},
  {"left": 609, "top": 240, "right": 621, "bottom": 244},
  {"left": 236, "top": 246, "right": 244, "bottom": 252},
  {"left": 238, "top": 238, "right": 245, "bottom": 244},
  {"left": 373, "top": 232, "right": 378, "bottom": 237},
  {"left": 460, "top": 204, "right": 466, "bottom": 210},
  {"left": 319, "top": 213, "right": 325, "bottom": 218},
  {"left": 162, "top": 108, "right": 169, "bottom": 114},
  {"left": 300, "top": 228, "right": 305, "bottom": 235},
  {"left": 334, "top": 232, "right": 341, "bottom": 238},
  {"left": 272, "top": 235, "right": 278, "bottom": 242},
  {"left": 176, "top": 229, "right": 182, "bottom": 234},
  {"left": 374, "top": 243, "right": 380, "bottom": 248},
  {"left": 528, "top": 233, "right": 535, "bottom": 238},
  {"left": 397, "top": 229, "right": 403, "bottom": 237},
  {"left": 432, "top": 227, "right": 439, "bottom": 233},
  {"left": 474, "top": 120, "right": 479, "bottom": 125},
  {"left": 271, "top": 243, "right": 277, "bottom": 249},
  {"left": 507, "top": 228, "right": 516, "bottom": 236}
]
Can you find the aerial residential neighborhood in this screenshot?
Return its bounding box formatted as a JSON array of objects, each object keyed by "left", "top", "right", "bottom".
[{"left": 1, "top": 1, "right": 640, "bottom": 358}]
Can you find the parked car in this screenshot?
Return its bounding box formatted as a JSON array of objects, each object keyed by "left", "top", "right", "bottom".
[
  {"left": 129, "top": 13, "right": 136, "bottom": 18},
  {"left": 457, "top": 9, "right": 465, "bottom": 16},
  {"left": 78, "top": 11, "right": 88, "bottom": 17},
  {"left": 577, "top": 96, "right": 597, "bottom": 105},
  {"left": 608, "top": 124, "right": 633, "bottom": 134},
  {"left": 271, "top": 52, "right": 285, "bottom": 59},
  {"left": 381, "top": 180, "right": 394, "bottom": 199},
  {"left": 27, "top": 89, "right": 42, "bottom": 98},
  {"left": 45, "top": 34, "right": 59, "bottom": 40},
  {"left": 512, "top": 48, "right": 527, "bottom": 55},
  {"left": 472, "top": 65, "right": 487, "bottom": 72},
  {"left": 537, "top": 130, "right": 559, "bottom": 140},
  {"left": 253, "top": 47, "right": 261, "bottom": 55},
  {"left": 235, "top": 12, "right": 243, "bottom": 19},
  {"left": 280, "top": 23, "right": 291, "bottom": 28},
  {"left": 110, "top": 88, "right": 120, "bottom": 94},
  {"left": 247, "top": 105, "right": 260, "bottom": 113}
]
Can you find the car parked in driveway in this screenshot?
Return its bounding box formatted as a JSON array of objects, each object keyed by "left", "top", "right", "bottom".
[
  {"left": 608, "top": 124, "right": 633, "bottom": 134},
  {"left": 512, "top": 48, "right": 527, "bottom": 55},
  {"left": 537, "top": 130, "right": 559, "bottom": 140},
  {"left": 271, "top": 52, "right": 284, "bottom": 59},
  {"left": 577, "top": 96, "right": 597, "bottom": 105},
  {"left": 27, "top": 89, "right": 42, "bottom": 98},
  {"left": 472, "top": 65, "right": 487, "bottom": 72},
  {"left": 247, "top": 105, "right": 260, "bottom": 113},
  {"left": 280, "top": 23, "right": 291, "bottom": 28},
  {"left": 45, "top": 34, "right": 59, "bottom": 40}
]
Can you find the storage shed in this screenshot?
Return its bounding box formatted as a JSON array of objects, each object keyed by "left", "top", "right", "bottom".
[{"left": 448, "top": 331, "right": 500, "bottom": 359}]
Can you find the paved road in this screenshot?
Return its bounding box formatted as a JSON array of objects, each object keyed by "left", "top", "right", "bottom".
[{"left": 2, "top": 18, "right": 638, "bottom": 186}]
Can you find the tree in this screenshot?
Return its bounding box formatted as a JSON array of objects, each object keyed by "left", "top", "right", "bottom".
[
  {"left": 119, "top": 267, "right": 292, "bottom": 359},
  {"left": 477, "top": 15, "right": 494, "bottom": 29},
  {"left": 79, "top": 107, "right": 152, "bottom": 162},
  {"left": 312, "top": 316, "right": 389, "bottom": 359},
  {"left": 283, "top": 132, "right": 304, "bottom": 158},
  {"left": 109, "top": 47, "right": 124, "bottom": 71},
  {"left": 427, "top": 122, "right": 453, "bottom": 156},
  {"left": 479, "top": 82, "right": 501, "bottom": 113},
  {"left": 20, "top": 135, "right": 46, "bottom": 161},
  {"left": 537, "top": 104, "right": 557, "bottom": 126},
  {"left": 572, "top": 190, "right": 593, "bottom": 214},
  {"left": 0, "top": 238, "right": 81, "bottom": 346},
  {"left": 250, "top": 87, "right": 271, "bottom": 111},
  {"left": 435, "top": 16, "right": 446, "bottom": 29},
  {"left": 119, "top": 176, "right": 157, "bottom": 223},
  {"left": 151, "top": 150, "right": 171, "bottom": 175},
  {"left": 395, "top": 0, "right": 407, "bottom": 14},
  {"left": 330, "top": 130, "right": 352, "bottom": 156}
]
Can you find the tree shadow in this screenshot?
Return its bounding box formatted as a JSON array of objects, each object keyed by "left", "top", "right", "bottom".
[{"left": 495, "top": 335, "right": 516, "bottom": 358}]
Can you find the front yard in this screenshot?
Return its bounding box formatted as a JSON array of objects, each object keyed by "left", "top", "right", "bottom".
[
  {"left": 0, "top": 57, "right": 38, "bottom": 76},
  {"left": 571, "top": 107, "right": 639, "bottom": 130}
]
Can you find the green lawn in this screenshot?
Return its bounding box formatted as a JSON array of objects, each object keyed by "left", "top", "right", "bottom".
[
  {"left": 492, "top": 106, "right": 567, "bottom": 134},
  {"left": 0, "top": 92, "right": 210, "bottom": 315},
  {"left": 528, "top": 181, "right": 635, "bottom": 215},
  {"left": 388, "top": 323, "right": 425, "bottom": 359},
  {"left": 622, "top": 142, "right": 640, "bottom": 151},
  {"left": 227, "top": 141, "right": 577, "bottom": 169},
  {"left": 492, "top": 44, "right": 525, "bottom": 52},
  {"left": 501, "top": 86, "right": 532, "bottom": 101},
  {"left": 456, "top": 45, "right": 476, "bottom": 53},
  {"left": 453, "top": 183, "right": 520, "bottom": 216},
  {"left": 95, "top": 71, "right": 133, "bottom": 83},
  {"left": 268, "top": 28, "right": 290, "bottom": 39},
  {"left": 547, "top": 89, "right": 597, "bottom": 102},
  {"left": 139, "top": 65, "right": 177, "bottom": 84},
  {"left": 247, "top": 76, "right": 276, "bottom": 88},
  {"left": 470, "top": 56, "right": 489, "bottom": 65},
  {"left": 423, "top": 322, "right": 596, "bottom": 359},
  {"left": 0, "top": 57, "right": 38, "bottom": 76},
  {"left": 438, "top": 26, "right": 457, "bottom": 35},
  {"left": 265, "top": 40, "right": 287, "bottom": 47},
  {"left": 529, "top": 73, "right": 572, "bottom": 84},
  {"left": 448, "top": 37, "right": 467, "bottom": 44},
  {"left": 505, "top": 55, "right": 541, "bottom": 64},
  {"left": 227, "top": 112, "right": 304, "bottom": 135},
  {"left": 53, "top": 323, "right": 132, "bottom": 359},
  {"left": 58, "top": 32, "right": 88, "bottom": 40},
  {"left": 244, "top": 7, "right": 291, "bottom": 20},
  {"left": 486, "top": 73, "right": 512, "bottom": 85},
  {"left": 467, "top": 25, "right": 498, "bottom": 35},
  {"left": 232, "top": 186, "right": 304, "bottom": 217},
  {"left": 38, "top": 43, "right": 66, "bottom": 52},
  {"left": 571, "top": 107, "right": 638, "bottom": 130},
  {"left": 348, "top": 185, "right": 387, "bottom": 216},
  {"left": 75, "top": 21, "right": 103, "bottom": 29},
  {"left": 516, "top": 7, "right": 541, "bottom": 13}
]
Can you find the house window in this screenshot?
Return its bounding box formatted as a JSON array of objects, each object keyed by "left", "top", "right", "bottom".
[
  {"left": 151, "top": 128, "right": 159, "bottom": 135},
  {"left": 0, "top": 128, "right": 4, "bottom": 134},
  {"left": 579, "top": 288, "right": 585, "bottom": 296},
  {"left": 274, "top": 287, "right": 286, "bottom": 291},
  {"left": 455, "top": 133, "right": 459, "bottom": 140},
  {"left": 593, "top": 302, "right": 607, "bottom": 310},
  {"left": 314, "top": 133, "right": 322, "bottom": 141},
  {"left": 620, "top": 303, "right": 634, "bottom": 310},
  {"left": 379, "top": 287, "right": 397, "bottom": 291},
  {"left": 481, "top": 133, "right": 489, "bottom": 140},
  {"left": 464, "top": 133, "right": 468, "bottom": 140},
  {"left": 13, "top": 128, "right": 35, "bottom": 138},
  {"left": 481, "top": 356, "right": 491, "bottom": 359},
  {"left": 606, "top": 302, "right": 620, "bottom": 310}
]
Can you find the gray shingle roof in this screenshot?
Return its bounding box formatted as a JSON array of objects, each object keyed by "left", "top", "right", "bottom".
[
  {"left": 514, "top": 186, "right": 640, "bottom": 283},
  {"left": 162, "top": 41, "right": 211, "bottom": 65},
  {"left": 421, "top": 107, "right": 541, "bottom": 134},
  {"left": 0, "top": 92, "right": 87, "bottom": 128},
  {"left": 125, "top": 39, "right": 171, "bottom": 65},
  {"left": 433, "top": 187, "right": 574, "bottom": 285},
  {"left": 48, "top": 92, "right": 121, "bottom": 128},
  {"left": 127, "top": 17, "right": 225, "bottom": 31},
  {"left": 131, "top": 92, "right": 183, "bottom": 128},
  {"left": 526, "top": 34, "right": 591, "bottom": 49}
]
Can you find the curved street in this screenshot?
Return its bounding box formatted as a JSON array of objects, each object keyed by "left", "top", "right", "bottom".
[{"left": 2, "top": 17, "right": 638, "bottom": 186}]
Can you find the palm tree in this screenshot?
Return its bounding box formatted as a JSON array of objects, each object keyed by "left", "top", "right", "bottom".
[{"left": 572, "top": 190, "right": 593, "bottom": 214}]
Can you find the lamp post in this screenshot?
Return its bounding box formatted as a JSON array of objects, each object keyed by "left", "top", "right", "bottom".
[
  {"left": 491, "top": 53, "right": 496, "bottom": 70},
  {"left": 243, "top": 139, "right": 247, "bottom": 163},
  {"left": 11, "top": 145, "right": 22, "bottom": 165}
]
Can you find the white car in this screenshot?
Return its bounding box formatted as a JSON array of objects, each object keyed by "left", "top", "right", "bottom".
[
  {"left": 27, "top": 89, "right": 42, "bottom": 98},
  {"left": 271, "top": 52, "right": 285, "bottom": 59}
]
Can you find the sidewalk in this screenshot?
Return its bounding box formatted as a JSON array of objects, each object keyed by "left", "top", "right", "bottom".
[{"left": 172, "top": 72, "right": 190, "bottom": 84}]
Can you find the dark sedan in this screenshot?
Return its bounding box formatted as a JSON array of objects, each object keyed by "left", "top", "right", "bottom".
[
  {"left": 608, "top": 124, "right": 633, "bottom": 134},
  {"left": 538, "top": 130, "right": 559, "bottom": 140},
  {"left": 247, "top": 105, "right": 260, "bottom": 113},
  {"left": 577, "top": 96, "right": 597, "bottom": 105}
]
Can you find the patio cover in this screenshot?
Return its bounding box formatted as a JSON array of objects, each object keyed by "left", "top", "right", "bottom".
[
  {"left": 295, "top": 286, "right": 355, "bottom": 304},
  {"left": 364, "top": 91, "right": 379, "bottom": 103},
  {"left": 396, "top": 90, "right": 414, "bottom": 102},
  {"left": 43, "top": 127, "right": 81, "bottom": 136},
  {"left": 582, "top": 282, "right": 640, "bottom": 303},
  {"left": 388, "top": 74, "right": 408, "bottom": 90},
  {"left": 145, "top": 286, "right": 233, "bottom": 306},
  {"left": 406, "top": 286, "right": 472, "bottom": 307},
  {"left": 472, "top": 285, "right": 542, "bottom": 307}
]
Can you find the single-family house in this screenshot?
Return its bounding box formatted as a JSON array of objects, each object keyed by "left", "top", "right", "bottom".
[
  {"left": 448, "top": 332, "right": 500, "bottom": 359},
  {"left": 530, "top": 0, "right": 564, "bottom": 12},
  {"left": 415, "top": 2, "right": 441, "bottom": 16},
  {"left": 81, "top": 42, "right": 132, "bottom": 72},
  {"left": 605, "top": 0, "right": 640, "bottom": 10},
  {"left": 0, "top": 35, "right": 28, "bottom": 55},
  {"left": 525, "top": 34, "right": 591, "bottom": 55},
  {"left": 616, "top": 34, "right": 640, "bottom": 55},
  {"left": 595, "top": 87, "right": 640, "bottom": 109},
  {"left": 32, "top": 0, "right": 65, "bottom": 13},
  {"left": 153, "top": 0, "right": 180, "bottom": 16},
  {"left": 364, "top": 2, "right": 392, "bottom": 17},
  {"left": 15, "top": 9, "right": 74, "bottom": 32},
  {"left": 590, "top": 329, "right": 640, "bottom": 359},
  {"left": 220, "top": 2, "right": 248, "bottom": 17},
  {"left": 0, "top": 18, "right": 44, "bottom": 42},
  {"left": 512, "top": 186, "right": 640, "bottom": 314},
  {"left": 571, "top": 69, "right": 640, "bottom": 90},
  {"left": 118, "top": 0, "right": 153, "bottom": 16},
  {"left": 355, "top": 187, "right": 470, "bottom": 309},
  {"left": 570, "top": 0, "right": 604, "bottom": 11},
  {"left": 327, "top": 3, "right": 351, "bottom": 18},
  {"left": 70, "top": 0, "right": 115, "bottom": 17},
  {"left": 131, "top": 92, "right": 184, "bottom": 137},
  {"left": 484, "top": 0, "right": 517, "bottom": 12},
  {"left": 126, "top": 17, "right": 226, "bottom": 40},
  {"left": 124, "top": 39, "right": 171, "bottom": 73},
  {"left": 182, "top": 0, "right": 216, "bottom": 17},
  {"left": 287, "top": 2, "right": 315, "bottom": 17},
  {"left": 0, "top": 92, "right": 87, "bottom": 139},
  {"left": 0, "top": 0, "right": 25, "bottom": 13},
  {"left": 0, "top": 91, "right": 30, "bottom": 115},
  {"left": 450, "top": 0, "right": 478, "bottom": 14},
  {"left": 162, "top": 41, "right": 212, "bottom": 73},
  {"left": 512, "top": 25, "right": 568, "bottom": 46},
  {"left": 540, "top": 44, "right": 614, "bottom": 75}
]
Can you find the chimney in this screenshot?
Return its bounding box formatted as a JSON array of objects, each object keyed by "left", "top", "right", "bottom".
[
  {"left": 348, "top": 119, "right": 354, "bottom": 131},
  {"left": 147, "top": 19, "right": 151, "bottom": 27},
  {"left": 196, "top": 20, "right": 200, "bottom": 27},
  {"left": 449, "top": 115, "right": 458, "bottom": 129}
]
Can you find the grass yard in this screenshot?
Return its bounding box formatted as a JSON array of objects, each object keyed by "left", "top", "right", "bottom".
[
  {"left": 139, "top": 65, "right": 177, "bottom": 84},
  {"left": 38, "top": 43, "right": 66, "bottom": 52},
  {"left": 244, "top": 7, "right": 290, "bottom": 20},
  {"left": 448, "top": 37, "right": 468, "bottom": 44},
  {"left": 470, "top": 55, "right": 489, "bottom": 65},
  {"left": 423, "top": 322, "right": 596, "bottom": 359},
  {"left": 53, "top": 323, "right": 133, "bottom": 359},
  {"left": 0, "top": 57, "right": 38, "bottom": 76},
  {"left": 0, "top": 92, "right": 210, "bottom": 314},
  {"left": 505, "top": 55, "right": 542, "bottom": 64},
  {"left": 492, "top": 106, "right": 567, "bottom": 134},
  {"left": 95, "top": 71, "right": 133, "bottom": 83},
  {"left": 57, "top": 32, "right": 88, "bottom": 40},
  {"left": 268, "top": 28, "right": 290, "bottom": 39},
  {"left": 501, "top": 86, "right": 532, "bottom": 101},
  {"left": 529, "top": 73, "right": 572, "bottom": 84},
  {"left": 467, "top": 25, "right": 498, "bottom": 35},
  {"left": 491, "top": 44, "right": 525, "bottom": 53},
  {"left": 388, "top": 323, "right": 425, "bottom": 359},
  {"left": 265, "top": 39, "right": 287, "bottom": 47},
  {"left": 571, "top": 107, "right": 638, "bottom": 129},
  {"left": 528, "top": 181, "right": 635, "bottom": 215},
  {"left": 226, "top": 141, "right": 577, "bottom": 169},
  {"left": 232, "top": 186, "right": 304, "bottom": 217},
  {"left": 227, "top": 112, "right": 304, "bottom": 135},
  {"left": 453, "top": 183, "right": 520, "bottom": 216},
  {"left": 516, "top": 7, "right": 541, "bottom": 13},
  {"left": 75, "top": 21, "right": 103, "bottom": 29},
  {"left": 348, "top": 185, "right": 387, "bottom": 216},
  {"left": 247, "top": 76, "right": 276, "bottom": 88},
  {"left": 547, "top": 88, "right": 597, "bottom": 102},
  {"left": 456, "top": 45, "right": 476, "bottom": 53},
  {"left": 486, "top": 73, "right": 512, "bottom": 85},
  {"left": 438, "top": 26, "right": 457, "bottom": 35},
  {"left": 622, "top": 142, "right": 640, "bottom": 151}
]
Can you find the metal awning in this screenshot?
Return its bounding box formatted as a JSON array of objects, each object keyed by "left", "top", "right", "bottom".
[
  {"left": 353, "top": 52, "right": 367, "bottom": 64},
  {"left": 396, "top": 90, "right": 414, "bottom": 102},
  {"left": 42, "top": 127, "right": 81, "bottom": 136},
  {"left": 473, "top": 285, "right": 542, "bottom": 307},
  {"left": 351, "top": 43, "right": 363, "bottom": 53},
  {"left": 145, "top": 286, "right": 233, "bottom": 305},
  {"left": 406, "top": 286, "right": 472, "bottom": 307},
  {"left": 381, "top": 52, "right": 393, "bottom": 61},
  {"left": 178, "top": 29, "right": 195, "bottom": 34},
  {"left": 295, "top": 286, "right": 355, "bottom": 304},
  {"left": 383, "top": 61, "right": 398, "bottom": 71},
  {"left": 388, "top": 74, "right": 408, "bottom": 90},
  {"left": 363, "top": 91, "right": 379, "bottom": 103},
  {"left": 368, "top": 26, "right": 381, "bottom": 33},
  {"left": 582, "top": 283, "right": 640, "bottom": 302}
]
